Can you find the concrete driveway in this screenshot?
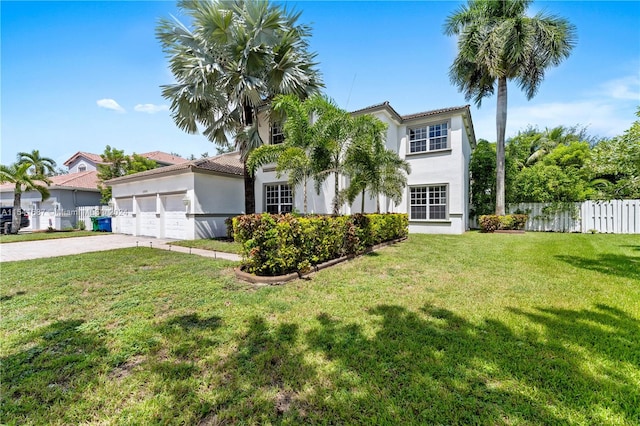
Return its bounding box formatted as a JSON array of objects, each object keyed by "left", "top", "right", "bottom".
[{"left": 0, "top": 234, "right": 240, "bottom": 262}]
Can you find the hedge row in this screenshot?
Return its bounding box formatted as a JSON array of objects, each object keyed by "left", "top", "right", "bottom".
[
  {"left": 478, "top": 214, "right": 528, "bottom": 232},
  {"left": 233, "top": 213, "right": 408, "bottom": 276}
]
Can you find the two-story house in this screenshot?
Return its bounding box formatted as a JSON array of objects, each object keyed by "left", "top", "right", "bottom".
[{"left": 253, "top": 101, "right": 476, "bottom": 234}]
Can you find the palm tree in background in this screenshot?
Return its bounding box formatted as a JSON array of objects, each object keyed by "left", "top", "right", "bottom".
[
  {"left": 17, "top": 150, "right": 56, "bottom": 176},
  {"left": 0, "top": 163, "right": 51, "bottom": 234},
  {"left": 444, "top": 0, "right": 576, "bottom": 215},
  {"left": 157, "top": 0, "right": 323, "bottom": 213}
]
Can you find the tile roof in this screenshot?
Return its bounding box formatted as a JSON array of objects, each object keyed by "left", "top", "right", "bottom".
[
  {"left": 401, "top": 105, "right": 470, "bottom": 121},
  {"left": 0, "top": 171, "right": 100, "bottom": 192},
  {"left": 138, "top": 151, "right": 189, "bottom": 165},
  {"left": 106, "top": 151, "right": 243, "bottom": 184},
  {"left": 350, "top": 102, "right": 471, "bottom": 124},
  {"left": 63, "top": 151, "right": 105, "bottom": 166}
]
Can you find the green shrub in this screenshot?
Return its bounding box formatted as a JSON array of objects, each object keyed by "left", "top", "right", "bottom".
[
  {"left": 233, "top": 213, "right": 408, "bottom": 276},
  {"left": 77, "top": 221, "right": 86, "bottom": 231},
  {"left": 479, "top": 214, "right": 528, "bottom": 232}
]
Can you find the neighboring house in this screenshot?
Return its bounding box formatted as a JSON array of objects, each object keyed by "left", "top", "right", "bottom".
[
  {"left": 253, "top": 102, "right": 476, "bottom": 234},
  {"left": 107, "top": 152, "right": 244, "bottom": 239},
  {"left": 63, "top": 150, "right": 188, "bottom": 173},
  {"left": 0, "top": 171, "right": 102, "bottom": 230}
]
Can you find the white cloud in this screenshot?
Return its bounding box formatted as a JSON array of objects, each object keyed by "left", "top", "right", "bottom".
[
  {"left": 134, "top": 103, "right": 169, "bottom": 114},
  {"left": 472, "top": 74, "right": 639, "bottom": 141},
  {"left": 96, "top": 98, "right": 126, "bottom": 113},
  {"left": 600, "top": 75, "right": 640, "bottom": 100}
]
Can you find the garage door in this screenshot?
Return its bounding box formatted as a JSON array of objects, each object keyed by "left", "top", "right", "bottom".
[
  {"left": 116, "top": 198, "right": 135, "bottom": 235},
  {"left": 137, "top": 197, "right": 158, "bottom": 237},
  {"left": 163, "top": 195, "right": 188, "bottom": 239}
]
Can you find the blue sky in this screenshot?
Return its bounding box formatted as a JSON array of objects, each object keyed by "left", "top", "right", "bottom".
[{"left": 2, "top": 1, "right": 639, "bottom": 168}]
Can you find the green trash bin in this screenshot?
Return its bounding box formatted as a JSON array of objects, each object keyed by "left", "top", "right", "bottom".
[{"left": 90, "top": 216, "right": 99, "bottom": 231}]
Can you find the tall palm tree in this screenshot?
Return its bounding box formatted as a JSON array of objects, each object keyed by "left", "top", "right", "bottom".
[
  {"left": 157, "top": 0, "right": 323, "bottom": 213},
  {"left": 0, "top": 163, "right": 51, "bottom": 234},
  {"left": 18, "top": 150, "right": 57, "bottom": 177},
  {"left": 444, "top": 0, "right": 576, "bottom": 215},
  {"left": 343, "top": 115, "right": 411, "bottom": 213}
]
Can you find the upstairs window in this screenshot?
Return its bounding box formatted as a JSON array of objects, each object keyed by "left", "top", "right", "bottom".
[
  {"left": 271, "top": 122, "right": 285, "bottom": 145},
  {"left": 409, "top": 122, "right": 449, "bottom": 153},
  {"left": 265, "top": 183, "right": 293, "bottom": 214},
  {"left": 78, "top": 165, "right": 87, "bottom": 172}
]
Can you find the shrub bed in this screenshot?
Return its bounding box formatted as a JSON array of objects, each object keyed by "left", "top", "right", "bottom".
[
  {"left": 233, "top": 213, "right": 408, "bottom": 276},
  {"left": 479, "top": 214, "right": 528, "bottom": 232}
]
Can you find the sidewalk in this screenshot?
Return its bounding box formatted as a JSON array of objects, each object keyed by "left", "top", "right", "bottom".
[{"left": 0, "top": 234, "right": 241, "bottom": 262}]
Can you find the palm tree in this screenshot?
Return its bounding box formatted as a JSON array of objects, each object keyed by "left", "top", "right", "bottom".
[
  {"left": 18, "top": 150, "right": 57, "bottom": 176},
  {"left": 444, "top": 0, "right": 576, "bottom": 215},
  {"left": 247, "top": 94, "right": 319, "bottom": 213},
  {"left": 0, "top": 163, "right": 50, "bottom": 234},
  {"left": 343, "top": 115, "right": 411, "bottom": 213},
  {"left": 525, "top": 126, "right": 578, "bottom": 166},
  {"left": 157, "top": 0, "right": 323, "bottom": 213},
  {"left": 311, "top": 97, "right": 354, "bottom": 215}
]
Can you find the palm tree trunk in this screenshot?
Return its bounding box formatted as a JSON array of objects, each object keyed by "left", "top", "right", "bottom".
[
  {"left": 303, "top": 177, "right": 308, "bottom": 214},
  {"left": 495, "top": 77, "right": 507, "bottom": 216},
  {"left": 11, "top": 189, "right": 21, "bottom": 235},
  {"left": 333, "top": 171, "right": 340, "bottom": 215},
  {"left": 360, "top": 189, "right": 365, "bottom": 213},
  {"left": 376, "top": 195, "right": 380, "bottom": 214}
]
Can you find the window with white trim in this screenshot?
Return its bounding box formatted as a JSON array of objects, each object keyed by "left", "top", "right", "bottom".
[
  {"left": 265, "top": 184, "right": 293, "bottom": 214},
  {"left": 410, "top": 185, "right": 447, "bottom": 220},
  {"left": 408, "top": 122, "right": 449, "bottom": 153},
  {"left": 78, "top": 165, "right": 87, "bottom": 172},
  {"left": 271, "top": 122, "right": 285, "bottom": 145}
]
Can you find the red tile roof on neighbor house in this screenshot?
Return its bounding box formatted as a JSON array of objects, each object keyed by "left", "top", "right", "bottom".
[
  {"left": 106, "top": 151, "right": 244, "bottom": 184},
  {"left": 0, "top": 171, "right": 100, "bottom": 192},
  {"left": 138, "top": 151, "right": 189, "bottom": 165},
  {"left": 63, "top": 151, "right": 105, "bottom": 167}
]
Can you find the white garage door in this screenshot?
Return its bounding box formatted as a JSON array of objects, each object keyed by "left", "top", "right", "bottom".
[
  {"left": 138, "top": 197, "right": 158, "bottom": 237},
  {"left": 163, "top": 195, "right": 188, "bottom": 239},
  {"left": 116, "top": 198, "right": 135, "bottom": 235}
]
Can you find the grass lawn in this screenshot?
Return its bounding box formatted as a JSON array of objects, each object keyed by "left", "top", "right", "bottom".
[
  {"left": 170, "top": 238, "right": 242, "bottom": 254},
  {"left": 1, "top": 233, "right": 638, "bottom": 425},
  {"left": 0, "top": 230, "right": 102, "bottom": 244}
]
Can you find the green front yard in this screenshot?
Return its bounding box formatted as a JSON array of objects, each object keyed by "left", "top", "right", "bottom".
[
  {"left": 1, "top": 233, "right": 638, "bottom": 425},
  {"left": 0, "top": 230, "right": 101, "bottom": 244}
]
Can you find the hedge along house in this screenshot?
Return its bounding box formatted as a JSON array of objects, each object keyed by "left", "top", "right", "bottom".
[
  {"left": 253, "top": 102, "right": 476, "bottom": 234},
  {"left": 106, "top": 152, "right": 244, "bottom": 239},
  {"left": 0, "top": 171, "right": 102, "bottom": 230}
]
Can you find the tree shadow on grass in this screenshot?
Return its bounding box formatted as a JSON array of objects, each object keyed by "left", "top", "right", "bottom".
[
  {"left": 1, "top": 319, "right": 109, "bottom": 424},
  {"left": 302, "top": 304, "right": 640, "bottom": 424},
  {"left": 555, "top": 253, "right": 640, "bottom": 280}
]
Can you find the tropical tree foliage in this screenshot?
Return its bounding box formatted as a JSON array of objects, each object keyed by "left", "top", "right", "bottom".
[
  {"left": 470, "top": 117, "right": 640, "bottom": 215},
  {"left": 0, "top": 162, "right": 51, "bottom": 234},
  {"left": 343, "top": 115, "right": 410, "bottom": 213},
  {"left": 469, "top": 139, "right": 496, "bottom": 216},
  {"left": 96, "top": 146, "right": 157, "bottom": 203},
  {"left": 17, "top": 150, "right": 57, "bottom": 177},
  {"left": 247, "top": 94, "right": 320, "bottom": 213},
  {"left": 157, "top": 0, "right": 323, "bottom": 213},
  {"left": 444, "top": 0, "right": 576, "bottom": 215}
]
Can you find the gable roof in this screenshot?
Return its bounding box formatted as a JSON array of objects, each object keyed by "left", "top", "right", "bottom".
[
  {"left": 0, "top": 171, "right": 100, "bottom": 192},
  {"left": 106, "top": 151, "right": 243, "bottom": 184},
  {"left": 351, "top": 102, "right": 476, "bottom": 147},
  {"left": 63, "top": 151, "right": 105, "bottom": 167},
  {"left": 137, "top": 151, "right": 189, "bottom": 165}
]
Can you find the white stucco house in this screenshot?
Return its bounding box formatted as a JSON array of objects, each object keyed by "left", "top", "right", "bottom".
[
  {"left": 107, "top": 152, "right": 244, "bottom": 239},
  {"left": 0, "top": 171, "right": 102, "bottom": 230},
  {"left": 254, "top": 102, "right": 476, "bottom": 234}
]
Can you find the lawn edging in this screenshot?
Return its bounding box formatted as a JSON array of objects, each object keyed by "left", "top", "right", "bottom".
[{"left": 234, "top": 237, "right": 407, "bottom": 284}]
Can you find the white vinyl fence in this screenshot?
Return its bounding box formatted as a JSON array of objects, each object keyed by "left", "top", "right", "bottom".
[
  {"left": 507, "top": 199, "right": 640, "bottom": 234},
  {"left": 77, "top": 206, "right": 114, "bottom": 230}
]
